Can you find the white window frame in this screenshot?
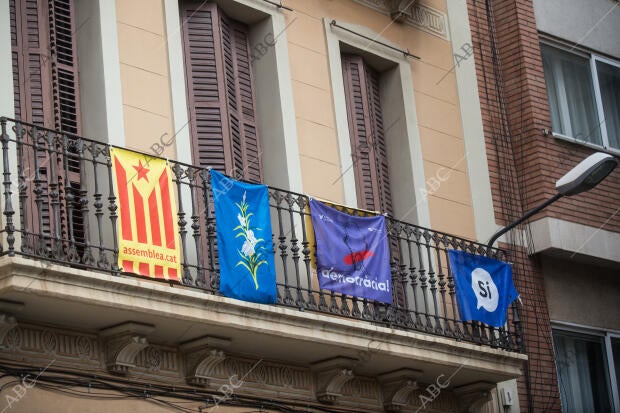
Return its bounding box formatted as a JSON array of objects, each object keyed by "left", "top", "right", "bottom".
[
  {"left": 541, "top": 40, "right": 620, "bottom": 156},
  {"left": 591, "top": 54, "right": 620, "bottom": 151},
  {"left": 607, "top": 331, "right": 620, "bottom": 413},
  {"left": 552, "top": 321, "right": 620, "bottom": 413}
]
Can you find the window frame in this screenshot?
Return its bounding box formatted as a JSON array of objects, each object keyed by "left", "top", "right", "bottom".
[
  {"left": 541, "top": 39, "right": 620, "bottom": 156},
  {"left": 178, "top": 1, "right": 263, "bottom": 183},
  {"left": 607, "top": 331, "right": 620, "bottom": 412},
  {"left": 164, "top": 0, "right": 303, "bottom": 192},
  {"left": 340, "top": 53, "right": 393, "bottom": 214},
  {"left": 324, "top": 18, "right": 431, "bottom": 228},
  {"left": 552, "top": 321, "right": 620, "bottom": 412}
]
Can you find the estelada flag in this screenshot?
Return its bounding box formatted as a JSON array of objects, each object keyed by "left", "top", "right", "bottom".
[{"left": 110, "top": 147, "right": 181, "bottom": 281}]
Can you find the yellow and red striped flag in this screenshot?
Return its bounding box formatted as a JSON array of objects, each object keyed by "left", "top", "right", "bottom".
[{"left": 110, "top": 147, "right": 181, "bottom": 281}]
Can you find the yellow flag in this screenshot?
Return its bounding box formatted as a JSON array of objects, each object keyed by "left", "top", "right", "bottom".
[{"left": 110, "top": 147, "right": 181, "bottom": 281}]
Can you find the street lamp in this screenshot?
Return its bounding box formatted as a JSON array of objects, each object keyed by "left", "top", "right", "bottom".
[{"left": 487, "top": 152, "right": 618, "bottom": 249}]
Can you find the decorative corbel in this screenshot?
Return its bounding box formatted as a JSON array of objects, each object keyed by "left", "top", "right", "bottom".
[
  {"left": 312, "top": 357, "right": 358, "bottom": 404},
  {"left": 389, "top": 0, "right": 414, "bottom": 22},
  {"left": 454, "top": 381, "right": 495, "bottom": 413},
  {"left": 378, "top": 368, "right": 423, "bottom": 412},
  {"left": 100, "top": 322, "right": 154, "bottom": 375},
  {"left": 180, "top": 336, "right": 231, "bottom": 386},
  {"left": 0, "top": 300, "right": 23, "bottom": 349}
]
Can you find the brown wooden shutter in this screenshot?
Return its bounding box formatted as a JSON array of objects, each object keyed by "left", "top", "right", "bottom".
[
  {"left": 49, "top": 0, "right": 81, "bottom": 135},
  {"left": 10, "top": 0, "right": 22, "bottom": 122},
  {"left": 11, "top": 0, "right": 81, "bottom": 132},
  {"left": 12, "top": 0, "right": 54, "bottom": 244},
  {"left": 341, "top": 54, "right": 393, "bottom": 215},
  {"left": 49, "top": 0, "right": 84, "bottom": 248},
  {"left": 11, "top": 0, "right": 55, "bottom": 127},
  {"left": 181, "top": 1, "right": 263, "bottom": 182},
  {"left": 11, "top": 0, "right": 82, "bottom": 252},
  {"left": 341, "top": 55, "right": 405, "bottom": 313}
]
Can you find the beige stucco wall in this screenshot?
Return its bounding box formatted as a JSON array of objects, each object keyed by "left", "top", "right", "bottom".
[
  {"left": 284, "top": 1, "right": 344, "bottom": 203},
  {"left": 284, "top": 0, "right": 476, "bottom": 239},
  {"left": 542, "top": 255, "right": 620, "bottom": 331},
  {"left": 116, "top": 0, "right": 176, "bottom": 159},
  {"left": 112, "top": 0, "right": 477, "bottom": 239}
]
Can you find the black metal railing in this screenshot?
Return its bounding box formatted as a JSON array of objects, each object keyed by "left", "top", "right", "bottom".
[{"left": 0, "top": 117, "right": 522, "bottom": 351}]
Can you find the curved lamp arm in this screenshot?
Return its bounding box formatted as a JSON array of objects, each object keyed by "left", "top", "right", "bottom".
[
  {"left": 487, "top": 193, "right": 563, "bottom": 249},
  {"left": 487, "top": 152, "right": 617, "bottom": 250}
]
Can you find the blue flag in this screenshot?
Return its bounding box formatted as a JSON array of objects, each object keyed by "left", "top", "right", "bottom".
[
  {"left": 309, "top": 199, "right": 392, "bottom": 304},
  {"left": 211, "top": 170, "right": 277, "bottom": 304},
  {"left": 447, "top": 250, "right": 519, "bottom": 328}
]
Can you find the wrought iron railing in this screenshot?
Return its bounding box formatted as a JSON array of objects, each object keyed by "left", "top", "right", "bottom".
[{"left": 0, "top": 117, "right": 522, "bottom": 351}]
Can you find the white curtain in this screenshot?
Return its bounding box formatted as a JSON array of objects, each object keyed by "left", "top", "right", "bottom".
[
  {"left": 542, "top": 45, "right": 602, "bottom": 145},
  {"left": 597, "top": 61, "right": 620, "bottom": 150},
  {"left": 553, "top": 331, "right": 612, "bottom": 412}
]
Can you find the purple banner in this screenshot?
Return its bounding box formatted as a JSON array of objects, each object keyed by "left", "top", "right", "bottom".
[{"left": 309, "top": 199, "right": 392, "bottom": 304}]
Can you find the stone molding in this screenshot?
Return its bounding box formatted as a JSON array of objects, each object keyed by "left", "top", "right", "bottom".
[
  {"left": 454, "top": 381, "right": 495, "bottom": 412},
  {"left": 0, "top": 319, "right": 497, "bottom": 412},
  {"left": 0, "top": 300, "right": 23, "bottom": 349},
  {"left": 352, "top": 0, "right": 449, "bottom": 39},
  {"left": 0, "top": 313, "right": 18, "bottom": 349}
]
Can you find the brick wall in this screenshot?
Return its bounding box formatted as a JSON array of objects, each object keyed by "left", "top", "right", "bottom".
[
  {"left": 467, "top": 0, "right": 620, "bottom": 232},
  {"left": 502, "top": 242, "right": 561, "bottom": 412},
  {"left": 463, "top": 0, "right": 595, "bottom": 410}
]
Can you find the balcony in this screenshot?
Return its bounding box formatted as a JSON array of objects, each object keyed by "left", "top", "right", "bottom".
[{"left": 0, "top": 117, "right": 524, "bottom": 406}]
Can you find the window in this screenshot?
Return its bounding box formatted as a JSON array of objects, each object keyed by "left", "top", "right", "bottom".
[
  {"left": 180, "top": 1, "right": 262, "bottom": 183},
  {"left": 10, "top": 0, "right": 83, "bottom": 251},
  {"left": 11, "top": 0, "right": 81, "bottom": 133},
  {"left": 613, "top": 337, "right": 620, "bottom": 400},
  {"left": 541, "top": 43, "right": 620, "bottom": 152},
  {"left": 340, "top": 54, "right": 393, "bottom": 215},
  {"left": 553, "top": 328, "right": 620, "bottom": 412},
  {"left": 326, "top": 21, "right": 428, "bottom": 226}
]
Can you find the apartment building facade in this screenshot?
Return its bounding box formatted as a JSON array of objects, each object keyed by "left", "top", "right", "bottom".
[
  {"left": 0, "top": 0, "right": 530, "bottom": 412},
  {"left": 466, "top": 0, "right": 620, "bottom": 411}
]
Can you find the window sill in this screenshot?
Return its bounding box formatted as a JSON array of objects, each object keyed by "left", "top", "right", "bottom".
[{"left": 551, "top": 132, "right": 620, "bottom": 157}]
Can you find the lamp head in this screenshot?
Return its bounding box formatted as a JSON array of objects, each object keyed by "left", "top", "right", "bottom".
[{"left": 555, "top": 152, "right": 618, "bottom": 196}]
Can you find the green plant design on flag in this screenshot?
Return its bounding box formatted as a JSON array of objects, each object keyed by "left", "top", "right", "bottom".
[{"left": 234, "top": 191, "right": 267, "bottom": 289}]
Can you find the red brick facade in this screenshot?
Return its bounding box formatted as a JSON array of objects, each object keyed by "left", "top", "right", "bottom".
[
  {"left": 464, "top": 0, "right": 619, "bottom": 410},
  {"left": 500, "top": 242, "right": 560, "bottom": 412},
  {"left": 467, "top": 0, "right": 620, "bottom": 231}
]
